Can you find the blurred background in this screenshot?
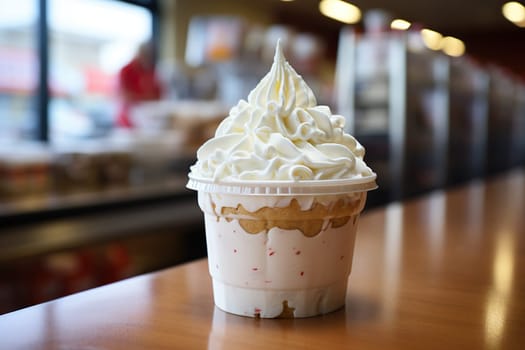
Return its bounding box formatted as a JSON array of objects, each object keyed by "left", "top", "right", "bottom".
[{"left": 1, "top": 0, "right": 524, "bottom": 313}]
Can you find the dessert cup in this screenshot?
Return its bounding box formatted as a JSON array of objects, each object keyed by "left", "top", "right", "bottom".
[{"left": 187, "top": 175, "right": 376, "bottom": 318}]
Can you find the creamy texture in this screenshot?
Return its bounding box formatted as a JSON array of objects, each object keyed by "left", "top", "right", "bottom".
[{"left": 190, "top": 41, "right": 373, "bottom": 181}]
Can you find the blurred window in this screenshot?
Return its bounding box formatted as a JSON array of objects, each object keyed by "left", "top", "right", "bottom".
[
  {"left": 48, "top": 0, "right": 153, "bottom": 142},
  {"left": 0, "top": 0, "right": 155, "bottom": 143},
  {"left": 0, "top": 0, "right": 38, "bottom": 141}
]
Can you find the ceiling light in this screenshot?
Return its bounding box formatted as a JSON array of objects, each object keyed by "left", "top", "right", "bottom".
[
  {"left": 441, "top": 36, "right": 466, "bottom": 57},
  {"left": 319, "top": 0, "right": 361, "bottom": 24},
  {"left": 420, "top": 28, "right": 443, "bottom": 50},
  {"left": 390, "top": 19, "right": 411, "bottom": 30},
  {"left": 502, "top": 1, "right": 525, "bottom": 26}
]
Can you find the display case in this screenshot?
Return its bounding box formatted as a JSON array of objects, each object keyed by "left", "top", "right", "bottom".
[
  {"left": 486, "top": 68, "right": 518, "bottom": 175},
  {"left": 335, "top": 27, "right": 448, "bottom": 204},
  {"left": 510, "top": 83, "right": 525, "bottom": 167},
  {"left": 447, "top": 58, "right": 489, "bottom": 185}
]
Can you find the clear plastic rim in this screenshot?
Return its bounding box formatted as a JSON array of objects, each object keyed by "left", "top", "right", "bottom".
[{"left": 186, "top": 173, "right": 377, "bottom": 196}]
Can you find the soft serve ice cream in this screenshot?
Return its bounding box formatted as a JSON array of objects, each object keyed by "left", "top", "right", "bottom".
[
  {"left": 190, "top": 41, "right": 373, "bottom": 182},
  {"left": 187, "top": 41, "right": 376, "bottom": 318}
]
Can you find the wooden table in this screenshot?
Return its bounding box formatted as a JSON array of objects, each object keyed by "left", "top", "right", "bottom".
[{"left": 1, "top": 170, "right": 524, "bottom": 349}]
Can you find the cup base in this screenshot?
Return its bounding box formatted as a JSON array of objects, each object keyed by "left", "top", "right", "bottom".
[{"left": 212, "top": 279, "right": 348, "bottom": 318}]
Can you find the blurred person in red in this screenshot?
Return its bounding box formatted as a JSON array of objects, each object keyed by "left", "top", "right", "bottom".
[{"left": 116, "top": 41, "right": 162, "bottom": 128}]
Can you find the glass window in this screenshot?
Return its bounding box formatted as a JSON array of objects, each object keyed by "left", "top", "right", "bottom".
[
  {"left": 0, "top": 0, "right": 38, "bottom": 142},
  {"left": 48, "top": 0, "right": 152, "bottom": 142}
]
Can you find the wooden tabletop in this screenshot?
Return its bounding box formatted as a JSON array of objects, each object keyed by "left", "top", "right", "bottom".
[{"left": 1, "top": 169, "right": 524, "bottom": 349}]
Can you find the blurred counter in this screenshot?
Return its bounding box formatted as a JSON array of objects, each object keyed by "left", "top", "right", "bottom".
[
  {"left": 0, "top": 175, "right": 206, "bottom": 314},
  {"left": 0, "top": 99, "right": 228, "bottom": 201},
  {"left": 0, "top": 180, "right": 202, "bottom": 263},
  {"left": 0, "top": 99, "right": 231, "bottom": 313}
]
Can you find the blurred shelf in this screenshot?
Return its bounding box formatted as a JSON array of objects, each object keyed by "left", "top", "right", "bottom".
[
  {"left": 0, "top": 175, "right": 204, "bottom": 265},
  {"left": 0, "top": 197, "right": 202, "bottom": 264},
  {"left": 0, "top": 176, "right": 193, "bottom": 225}
]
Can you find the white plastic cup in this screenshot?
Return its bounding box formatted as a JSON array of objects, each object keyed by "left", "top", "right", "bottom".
[{"left": 187, "top": 175, "right": 377, "bottom": 318}]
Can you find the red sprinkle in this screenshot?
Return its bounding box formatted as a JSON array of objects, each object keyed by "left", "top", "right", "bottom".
[
  {"left": 252, "top": 267, "right": 259, "bottom": 271},
  {"left": 269, "top": 251, "right": 275, "bottom": 256},
  {"left": 264, "top": 280, "right": 272, "bottom": 283},
  {"left": 296, "top": 250, "right": 301, "bottom": 255},
  {"left": 300, "top": 271, "right": 304, "bottom": 276},
  {"left": 254, "top": 308, "right": 261, "bottom": 313}
]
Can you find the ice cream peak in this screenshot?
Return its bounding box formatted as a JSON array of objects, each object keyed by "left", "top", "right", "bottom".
[
  {"left": 247, "top": 41, "right": 317, "bottom": 113},
  {"left": 190, "top": 40, "right": 374, "bottom": 182}
]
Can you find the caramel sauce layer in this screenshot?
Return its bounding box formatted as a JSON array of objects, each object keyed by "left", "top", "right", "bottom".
[{"left": 215, "top": 194, "right": 365, "bottom": 237}]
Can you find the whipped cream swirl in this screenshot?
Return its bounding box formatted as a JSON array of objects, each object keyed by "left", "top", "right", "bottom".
[{"left": 190, "top": 41, "right": 374, "bottom": 181}]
